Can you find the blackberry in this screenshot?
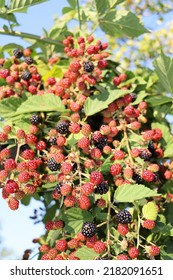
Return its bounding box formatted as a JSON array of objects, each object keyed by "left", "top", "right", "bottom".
[
  {"left": 82, "top": 221, "right": 96, "bottom": 238},
  {"left": 30, "top": 114, "right": 40, "bottom": 125},
  {"left": 56, "top": 120, "right": 69, "bottom": 134},
  {"left": 130, "top": 92, "right": 137, "bottom": 102},
  {"left": 24, "top": 57, "right": 34, "bottom": 65},
  {"left": 94, "top": 181, "right": 109, "bottom": 194},
  {"left": 139, "top": 149, "right": 152, "bottom": 161},
  {"left": 116, "top": 209, "right": 132, "bottom": 224},
  {"left": 21, "top": 70, "right": 32, "bottom": 81},
  {"left": 133, "top": 173, "right": 143, "bottom": 184},
  {"left": 148, "top": 141, "right": 155, "bottom": 154},
  {"left": 47, "top": 157, "right": 60, "bottom": 171},
  {"left": 48, "top": 137, "right": 57, "bottom": 145},
  {"left": 55, "top": 182, "right": 63, "bottom": 194},
  {"left": 83, "top": 61, "right": 94, "bottom": 72},
  {"left": 95, "top": 137, "right": 108, "bottom": 151},
  {"left": 13, "top": 48, "right": 23, "bottom": 58}
]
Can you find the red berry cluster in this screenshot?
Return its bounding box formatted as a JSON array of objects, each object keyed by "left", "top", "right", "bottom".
[{"left": 0, "top": 35, "right": 172, "bottom": 260}]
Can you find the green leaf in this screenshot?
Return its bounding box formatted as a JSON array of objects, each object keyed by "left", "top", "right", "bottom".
[
  {"left": 84, "top": 85, "right": 131, "bottom": 116},
  {"left": 36, "top": 59, "right": 50, "bottom": 76},
  {"left": 75, "top": 246, "right": 99, "bottom": 260},
  {"left": 42, "top": 66, "right": 63, "bottom": 82},
  {"left": 0, "top": 12, "right": 18, "bottom": 23},
  {"left": 46, "top": 229, "right": 61, "bottom": 247},
  {"left": 164, "top": 143, "right": 173, "bottom": 158},
  {"left": 43, "top": 204, "right": 58, "bottom": 224},
  {"left": 161, "top": 241, "right": 173, "bottom": 260},
  {"left": 94, "top": 0, "right": 109, "bottom": 16},
  {"left": 61, "top": 208, "right": 93, "bottom": 234},
  {"left": 67, "top": 131, "right": 83, "bottom": 147},
  {"left": 142, "top": 201, "right": 158, "bottom": 221},
  {"left": 100, "top": 11, "right": 148, "bottom": 38},
  {"left": 146, "top": 95, "right": 171, "bottom": 107},
  {"left": 15, "top": 94, "right": 65, "bottom": 115},
  {"left": 114, "top": 184, "right": 160, "bottom": 202},
  {"left": 8, "top": 0, "right": 49, "bottom": 13},
  {"left": 67, "top": 0, "right": 77, "bottom": 8},
  {"left": 2, "top": 43, "right": 23, "bottom": 53},
  {"left": 0, "top": 0, "right": 5, "bottom": 8},
  {"left": 165, "top": 204, "right": 173, "bottom": 225},
  {"left": 153, "top": 52, "right": 173, "bottom": 95},
  {"left": 0, "top": 97, "right": 25, "bottom": 118},
  {"left": 109, "top": 0, "right": 125, "bottom": 7}
]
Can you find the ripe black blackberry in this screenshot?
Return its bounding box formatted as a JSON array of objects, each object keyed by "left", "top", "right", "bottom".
[
  {"left": 30, "top": 114, "right": 40, "bottom": 125},
  {"left": 24, "top": 57, "right": 34, "bottom": 65},
  {"left": 56, "top": 120, "right": 69, "bottom": 134},
  {"left": 95, "top": 137, "right": 108, "bottom": 151},
  {"left": 94, "top": 181, "right": 109, "bottom": 194},
  {"left": 82, "top": 221, "right": 96, "bottom": 238},
  {"left": 83, "top": 61, "right": 94, "bottom": 72},
  {"left": 139, "top": 149, "right": 152, "bottom": 161},
  {"left": 21, "top": 70, "right": 32, "bottom": 81},
  {"left": 13, "top": 48, "right": 23, "bottom": 58},
  {"left": 116, "top": 209, "right": 132, "bottom": 224},
  {"left": 47, "top": 157, "right": 60, "bottom": 171},
  {"left": 48, "top": 137, "right": 57, "bottom": 145},
  {"left": 148, "top": 141, "right": 155, "bottom": 154},
  {"left": 133, "top": 173, "right": 143, "bottom": 184},
  {"left": 56, "top": 182, "right": 63, "bottom": 194}
]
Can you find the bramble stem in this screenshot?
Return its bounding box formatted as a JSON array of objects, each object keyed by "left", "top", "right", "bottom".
[{"left": 0, "top": 29, "right": 62, "bottom": 47}]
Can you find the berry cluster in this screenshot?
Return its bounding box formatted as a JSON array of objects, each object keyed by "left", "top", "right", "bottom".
[{"left": 0, "top": 35, "right": 172, "bottom": 260}]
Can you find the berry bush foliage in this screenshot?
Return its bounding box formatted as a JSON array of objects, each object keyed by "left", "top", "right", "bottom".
[{"left": 0, "top": 0, "right": 173, "bottom": 260}]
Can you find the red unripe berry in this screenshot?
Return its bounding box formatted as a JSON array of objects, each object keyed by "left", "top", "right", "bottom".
[
  {"left": 45, "top": 221, "right": 54, "bottom": 231},
  {"left": 0, "top": 132, "right": 8, "bottom": 142},
  {"left": 97, "top": 198, "right": 106, "bottom": 208},
  {"left": 64, "top": 195, "right": 76, "bottom": 207},
  {"left": 110, "top": 163, "right": 122, "bottom": 176},
  {"left": 117, "top": 254, "right": 129, "bottom": 260},
  {"left": 164, "top": 170, "right": 172, "bottom": 180},
  {"left": 4, "top": 158, "right": 17, "bottom": 171},
  {"left": 78, "top": 137, "right": 90, "bottom": 149},
  {"left": 18, "top": 171, "right": 31, "bottom": 183},
  {"left": 117, "top": 223, "right": 129, "bottom": 236},
  {"left": 81, "top": 183, "right": 94, "bottom": 196},
  {"left": 128, "top": 247, "right": 139, "bottom": 259},
  {"left": 16, "top": 129, "right": 26, "bottom": 139},
  {"left": 69, "top": 123, "right": 80, "bottom": 134},
  {"left": 78, "top": 195, "right": 91, "bottom": 210},
  {"left": 142, "top": 220, "right": 155, "bottom": 230},
  {"left": 8, "top": 197, "right": 19, "bottom": 210},
  {"left": 60, "top": 184, "right": 72, "bottom": 196},
  {"left": 93, "top": 241, "right": 106, "bottom": 254},
  {"left": 61, "top": 162, "right": 73, "bottom": 175},
  {"left": 90, "top": 171, "right": 104, "bottom": 185},
  {"left": 113, "top": 76, "right": 121, "bottom": 86},
  {"left": 119, "top": 73, "right": 127, "bottom": 82},
  {"left": 54, "top": 220, "right": 64, "bottom": 229},
  {"left": 146, "top": 245, "right": 160, "bottom": 256},
  {"left": 5, "top": 180, "right": 19, "bottom": 193},
  {"left": 142, "top": 170, "right": 155, "bottom": 182},
  {"left": 56, "top": 239, "right": 67, "bottom": 252},
  {"left": 36, "top": 140, "right": 46, "bottom": 151}
]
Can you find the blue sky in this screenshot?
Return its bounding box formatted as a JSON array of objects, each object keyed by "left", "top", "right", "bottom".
[{"left": 0, "top": 0, "right": 172, "bottom": 260}]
